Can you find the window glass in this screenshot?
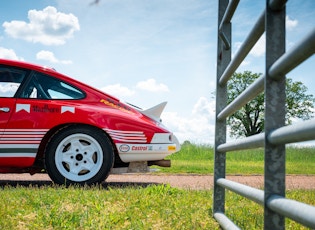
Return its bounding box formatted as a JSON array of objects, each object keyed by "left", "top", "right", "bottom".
[
  {"left": 20, "top": 72, "right": 85, "bottom": 100},
  {"left": 0, "top": 67, "right": 26, "bottom": 97}
]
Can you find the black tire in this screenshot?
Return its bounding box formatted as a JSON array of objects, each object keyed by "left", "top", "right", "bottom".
[{"left": 45, "top": 125, "right": 114, "bottom": 185}]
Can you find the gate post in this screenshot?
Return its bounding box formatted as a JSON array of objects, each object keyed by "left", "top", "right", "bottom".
[
  {"left": 213, "top": 0, "right": 230, "bottom": 215},
  {"left": 264, "top": 0, "right": 286, "bottom": 229}
]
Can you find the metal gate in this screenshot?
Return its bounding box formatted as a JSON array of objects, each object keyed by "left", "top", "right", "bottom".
[{"left": 214, "top": 0, "right": 315, "bottom": 229}]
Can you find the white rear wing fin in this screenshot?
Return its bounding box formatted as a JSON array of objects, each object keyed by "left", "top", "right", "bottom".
[{"left": 140, "top": 102, "right": 167, "bottom": 122}]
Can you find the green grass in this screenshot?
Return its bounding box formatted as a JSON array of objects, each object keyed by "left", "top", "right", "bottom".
[
  {"left": 152, "top": 143, "right": 315, "bottom": 175},
  {"left": 0, "top": 185, "right": 314, "bottom": 229},
  {"left": 1, "top": 143, "right": 314, "bottom": 229},
  {"left": 0, "top": 184, "right": 218, "bottom": 229}
]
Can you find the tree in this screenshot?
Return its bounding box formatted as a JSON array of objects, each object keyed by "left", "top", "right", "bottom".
[{"left": 227, "top": 71, "right": 315, "bottom": 137}]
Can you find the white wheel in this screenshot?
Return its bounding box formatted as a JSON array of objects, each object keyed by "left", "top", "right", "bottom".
[
  {"left": 55, "top": 133, "right": 103, "bottom": 182},
  {"left": 45, "top": 126, "right": 114, "bottom": 185}
]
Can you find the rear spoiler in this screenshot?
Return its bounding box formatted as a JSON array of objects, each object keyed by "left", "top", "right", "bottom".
[{"left": 138, "top": 102, "right": 167, "bottom": 122}]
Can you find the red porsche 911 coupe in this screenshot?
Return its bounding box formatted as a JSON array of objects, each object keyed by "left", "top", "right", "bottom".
[{"left": 0, "top": 59, "right": 180, "bottom": 185}]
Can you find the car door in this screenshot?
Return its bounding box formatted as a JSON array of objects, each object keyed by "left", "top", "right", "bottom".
[
  {"left": 0, "top": 66, "right": 30, "bottom": 166},
  {"left": 0, "top": 66, "right": 27, "bottom": 134}
]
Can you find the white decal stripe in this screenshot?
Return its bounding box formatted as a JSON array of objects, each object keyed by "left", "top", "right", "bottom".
[
  {"left": 111, "top": 137, "right": 147, "bottom": 143},
  {"left": 0, "top": 130, "right": 48, "bottom": 144},
  {"left": 1, "top": 138, "right": 42, "bottom": 141},
  {"left": 0, "top": 153, "right": 36, "bottom": 157},
  {"left": 0, "top": 144, "right": 39, "bottom": 148},
  {"left": 104, "top": 129, "right": 143, "bottom": 134},
  {"left": 104, "top": 128, "right": 147, "bottom": 143},
  {"left": 3, "top": 132, "right": 47, "bottom": 135},
  {"left": 108, "top": 134, "right": 146, "bottom": 140},
  {"left": 2, "top": 134, "right": 45, "bottom": 138},
  {"left": 4, "top": 129, "right": 49, "bottom": 132},
  {"left": 0, "top": 141, "right": 41, "bottom": 144}
]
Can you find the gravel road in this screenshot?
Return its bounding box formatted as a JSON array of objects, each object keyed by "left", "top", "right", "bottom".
[{"left": 0, "top": 173, "right": 314, "bottom": 190}]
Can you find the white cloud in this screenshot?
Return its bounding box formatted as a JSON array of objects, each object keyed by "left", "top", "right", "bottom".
[
  {"left": 36, "top": 50, "right": 72, "bottom": 64},
  {"left": 0, "top": 47, "right": 23, "bottom": 60},
  {"left": 192, "top": 96, "right": 216, "bottom": 117},
  {"left": 3, "top": 6, "right": 80, "bottom": 45},
  {"left": 136, "top": 78, "right": 169, "bottom": 92},
  {"left": 250, "top": 34, "right": 265, "bottom": 57},
  {"left": 162, "top": 97, "right": 215, "bottom": 144},
  {"left": 101, "top": 84, "right": 135, "bottom": 98},
  {"left": 286, "top": 15, "right": 298, "bottom": 31}
]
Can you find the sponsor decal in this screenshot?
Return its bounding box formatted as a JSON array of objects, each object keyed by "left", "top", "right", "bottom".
[
  {"left": 130, "top": 145, "right": 154, "bottom": 151},
  {"left": 32, "top": 105, "right": 60, "bottom": 113},
  {"left": 119, "top": 144, "right": 130, "bottom": 152},
  {"left": 168, "top": 146, "right": 176, "bottom": 151},
  {"left": 100, "top": 98, "right": 133, "bottom": 114},
  {"left": 16, "top": 104, "right": 30, "bottom": 113},
  {"left": 61, "top": 106, "right": 75, "bottom": 114},
  {"left": 132, "top": 146, "right": 148, "bottom": 151}
]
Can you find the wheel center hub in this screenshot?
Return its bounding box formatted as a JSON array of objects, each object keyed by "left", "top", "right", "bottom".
[{"left": 76, "top": 154, "right": 83, "bottom": 161}]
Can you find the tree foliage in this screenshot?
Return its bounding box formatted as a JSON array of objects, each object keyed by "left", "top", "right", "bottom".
[{"left": 227, "top": 71, "right": 315, "bottom": 137}]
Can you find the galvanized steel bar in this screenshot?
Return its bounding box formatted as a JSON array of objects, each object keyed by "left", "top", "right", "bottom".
[
  {"left": 218, "top": 0, "right": 240, "bottom": 50},
  {"left": 264, "top": 1, "right": 286, "bottom": 229},
  {"left": 217, "top": 178, "right": 264, "bottom": 206},
  {"left": 269, "top": 28, "right": 315, "bottom": 80},
  {"left": 269, "top": 0, "right": 287, "bottom": 10},
  {"left": 217, "top": 75, "right": 264, "bottom": 120},
  {"left": 267, "top": 195, "right": 315, "bottom": 229},
  {"left": 217, "top": 133, "right": 264, "bottom": 152},
  {"left": 219, "top": 11, "right": 265, "bottom": 85},
  {"left": 213, "top": 212, "right": 241, "bottom": 230},
  {"left": 268, "top": 119, "right": 315, "bottom": 145},
  {"left": 213, "top": 0, "right": 230, "bottom": 217},
  {"left": 219, "top": 0, "right": 240, "bottom": 27}
]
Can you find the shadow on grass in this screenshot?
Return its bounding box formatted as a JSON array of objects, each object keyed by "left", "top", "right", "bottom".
[{"left": 0, "top": 180, "right": 161, "bottom": 189}]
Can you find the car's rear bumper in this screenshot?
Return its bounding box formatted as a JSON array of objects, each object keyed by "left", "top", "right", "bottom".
[{"left": 115, "top": 134, "right": 181, "bottom": 163}]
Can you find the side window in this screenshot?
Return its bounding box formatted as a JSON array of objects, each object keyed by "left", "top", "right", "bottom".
[
  {"left": 0, "top": 67, "right": 26, "bottom": 98},
  {"left": 20, "top": 72, "right": 85, "bottom": 100}
]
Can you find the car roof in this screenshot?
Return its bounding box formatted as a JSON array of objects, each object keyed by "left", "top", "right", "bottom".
[
  {"left": 0, "top": 58, "right": 120, "bottom": 101},
  {"left": 0, "top": 58, "right": 56, "bottom": 73}
]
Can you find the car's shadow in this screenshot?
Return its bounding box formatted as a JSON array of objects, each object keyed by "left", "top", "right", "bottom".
[{"left": 0, "top": 180, "right": 161, "bottom": 189}]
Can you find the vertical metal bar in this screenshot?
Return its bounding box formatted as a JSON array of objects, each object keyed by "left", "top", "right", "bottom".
[
  {"left": 264, "top": 0, "right": 286, "bottom": 229},
  {"left": 213, "top": 0, "right": 230, "bottom": 216}
]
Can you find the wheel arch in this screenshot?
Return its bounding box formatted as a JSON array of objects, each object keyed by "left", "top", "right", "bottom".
[{"left": 35, "top": 123, "right": 122, "bottom": 168}]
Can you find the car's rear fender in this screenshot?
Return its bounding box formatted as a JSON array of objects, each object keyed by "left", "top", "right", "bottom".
[{"left": 35, "top": 123, "right": 121, "bottom": 169}]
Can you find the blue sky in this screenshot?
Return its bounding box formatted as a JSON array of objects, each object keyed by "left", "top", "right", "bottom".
[{"left": 1, "top": 0, "right": 314, "bottom": 144}]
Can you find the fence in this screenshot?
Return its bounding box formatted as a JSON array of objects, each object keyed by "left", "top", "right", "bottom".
[{"left": 213, "top": 0, "right": 315, "bottom": 229}]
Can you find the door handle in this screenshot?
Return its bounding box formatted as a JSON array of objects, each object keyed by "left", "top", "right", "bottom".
[{"left": 0, "top": 107, "right": 10, "bottom": 113}]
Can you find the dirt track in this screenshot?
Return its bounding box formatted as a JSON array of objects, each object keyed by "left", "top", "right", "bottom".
[{"left": 0, "top": 173, "right": 314, "bottom": 190}]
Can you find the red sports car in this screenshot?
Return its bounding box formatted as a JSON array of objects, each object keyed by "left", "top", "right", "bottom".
[{"left": 0, "top": 59, "right": 180, "bottom": 185}]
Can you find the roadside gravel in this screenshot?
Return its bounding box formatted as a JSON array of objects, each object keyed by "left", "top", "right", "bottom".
[{"left": 0, "top": 173, "right": 314, "bottom": 190}]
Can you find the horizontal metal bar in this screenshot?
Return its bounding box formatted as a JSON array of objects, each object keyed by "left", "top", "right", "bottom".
[
  {"left": 217, "top": 75, "right": 264, "bottom": 120},
  {"left": 216, "top": 178, "right": 264, "bottom": 206},
  {"left": 218, "top": 0, "right": 239, "bottom": 50},
  {"left": 219, "top": 0, "right": 240, "bottom": 29},
  {"left": 219, "top": 11, "right": 265, "bottom": 85},
  {"left": 213, "top": 212, "right": 241, "bottom": 230},
  {"left": 267, "top": 195, "right": 315, "bottom": 229},
  {"left": 217, "top": 133, "right": 264, "bottom": 152},
  {"left": 268, "top": 119, "right": 315, "bottom": 145},
  {"left": 269, "top": 28, "right": 315, "bottom": 80},
  {"left": 269, "top": 0, "right": 287, "bottom": 10}
]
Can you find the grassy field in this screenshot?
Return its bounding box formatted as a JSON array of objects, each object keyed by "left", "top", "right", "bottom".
[
  {"left": 153, "top": 143, "right": 315, "bottom": 174},
  {"left": 1, "top": 143, "right": 314, "bottom": 229}
]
